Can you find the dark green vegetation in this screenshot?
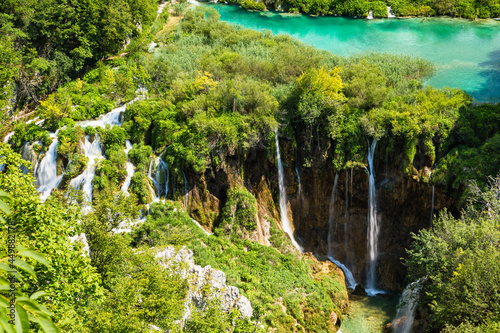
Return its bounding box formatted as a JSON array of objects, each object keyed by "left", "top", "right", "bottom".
[
  {"left": 0, "top": 0, "right": 159, "bottom": 132},
  {"left": 1, "top": 2, "right": 500, "bottom": 333},
  {"left": 407, "top": 178, "right": 500, "bottom": 332},
  {"left": 223, "top": 0, "right": 500, "bottom": 18},
  {"left": 133, "top": 202, "right": 348, "bottom": 333}
]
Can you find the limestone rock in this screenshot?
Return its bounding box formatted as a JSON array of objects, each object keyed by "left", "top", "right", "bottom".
[{"left": 156, "top": 246, "right": 253, "bottom": 323}]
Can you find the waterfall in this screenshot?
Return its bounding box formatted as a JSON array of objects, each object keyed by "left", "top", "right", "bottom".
[
  {"left": 295, "top": 165, "right": 301, "bottom": 195},
  {"left": 367, "top": 10, "right": 373, "bottom": 19},
  {"left": 3, "top": 131, "right": 14, "bottom": 143},
  {"left": 121, "top": 140, "right": 135, "bottom": 194},
  {"left": 392, "top": 279, "right": 424, "bottom": 333},
  {"left": 327, "top": 257, "right": 358, "bottom": 290},
  {"left": 275, "top": 132, "right": 303, "bottom": 252},
  {"left": 69, "top": 135, "right": 104, "bottom": 208},
  {"left": 160, "top": 158, "right": 169, "bottom": 198},
  {"left": 326, "top": 174, "right": 357, "bottom": 289},
  {"left": 366, "top": 138, "right": 382, "bottom": 295},
  {"left": 147, "top": 157, "right": 160, "bottom": 202},
  {"left": 36, "top": 131, "right": 63, "bottom": 202},
  {"left": 183, "top": 170, "right": 189, "bottom": 211},
  {"left": 77, "top": 105, "right": 125, "bottom": 129},
  {"left": 387, "top": 6, "right": 396, "bottom": 18}
]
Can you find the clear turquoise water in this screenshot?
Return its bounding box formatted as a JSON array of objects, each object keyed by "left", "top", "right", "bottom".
[{"left": 208, "top": 4, "right": 500, "bottom": 101}]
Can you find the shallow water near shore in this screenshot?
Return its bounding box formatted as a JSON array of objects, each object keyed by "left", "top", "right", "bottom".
[
  {"left": 209, "top": 4, "right": 500, "bottom": 101},
  {"left": 341, "top": 293, "right": 400, "bottom": 333}
]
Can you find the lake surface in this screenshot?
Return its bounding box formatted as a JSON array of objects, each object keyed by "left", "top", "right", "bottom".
[{"left": 208, "top": 4, "right": 500, "bottom": 101}]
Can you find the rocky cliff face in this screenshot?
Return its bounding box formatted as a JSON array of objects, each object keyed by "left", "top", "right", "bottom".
[
  {"left": 186, "top": 138, "right": 459, "bottom": 292},
  {"left": 156, "top": 246, "right": 254, "bottom": 322}
]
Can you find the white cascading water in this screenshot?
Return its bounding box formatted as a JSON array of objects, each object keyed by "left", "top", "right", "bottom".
[
  {"left": 387, "top": 6, "right": 396, "bottom": 18},
  {"left": 366, "top": 138, "right": 382, "bottom": 295},
  {"left": 4, "top": 131, "right": 15, "bottom": 143},
  {"left": 69, "top": 135, "right": 104, "bottom": 209},
  {"left": 160, "top": 158, "right": 169, "bottom": 198},
  {"left": 275, "top": 132, "right": 303, "bottom": 252},
  {"left": 147, "top": 157, "right": 160, "bottom": 202},
  {"left": 392, "top": 279, "right": 424, "bottom": 333},
  {"left": 36, "top": 131, "right": 63, "bottom": 202},
  {"left": 121, "top": 140, "right": 135, "bottom": 194},
  {"left": 367, "top": 10, "right": 374, "bottom": 19},
  {"left": 77, "top": 105, "right": 125, "bottom": 129},
  {"left": 327, "top": 174, "right": 357, "bottom": 289}
]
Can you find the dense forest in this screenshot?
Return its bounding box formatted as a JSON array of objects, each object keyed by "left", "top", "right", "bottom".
[
  {"left": 1, "top": 1, "right": 500, "bottom": 332},
  {"left": 227, "top": 0, "right": 500, "bottom": 19}
]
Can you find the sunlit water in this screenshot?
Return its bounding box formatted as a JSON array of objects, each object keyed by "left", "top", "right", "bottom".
[
  {"left": 342, "top": 293, "right": 399, "bottom": 333},
  {"left": 208, "top": 4, "right": 500, "bottom": 101}
]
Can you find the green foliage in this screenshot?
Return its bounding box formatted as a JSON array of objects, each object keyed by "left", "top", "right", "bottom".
[
  {"left": 0, "top": 143, "right": 103, "bottom": 331},
  {"left": 0, "top": 0, "right": 158, "bottom": 111},
  {"left": 84, "top": 249, "right": 188, "bottom": 332},
  {"left": 406, "top": 177, "right": 500, "bottom": 331},
  {"left": 0, "top": 247, "right": 59, "bottom": 333},
  {"left": 82, "top": 191, "right": 139, "bottom": 284},
  {"left": 9, "top": 124, "right": 51, "bottom": 152},
  {"left": 434, "top": 104, "right": 500, "bottom": 188},
  {"left": 220, "top": 186, "right": 259, "bottom": 237},
  {"left": 131, "top": 201, "right": 201, "bottom": 247},
  {"left": 130, "top": 201, "right": 346, "bottom": 333},
  {"left": 241, "top": 0, "right": 267, "bottom": 11}
]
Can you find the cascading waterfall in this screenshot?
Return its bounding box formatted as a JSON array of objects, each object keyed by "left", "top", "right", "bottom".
[
  {"left": 295, "top": 165, "right": 301, "bottom": 194},
  {"left": 387, "top": 6, "right": 396, "bottom": 17},
  {"left": 69, "top": 135, "right": 104, "bottom": 207},
  {"left": 36, "top": 131, "right": 63, "bottom": 202},
  {"left": 77, "top": 105, "right": 125, "bottom": 129},
  {"left": 4, "top": 131, "right": 14, "bottom": 143},
  {"left": 367, "top": 10, "right": 374, "bottom": 19},
  {"left": 327, "top": 174, "right": 357, "bottom": 289},
  {"left": 147, "top": 157, "right": 160, "bottom": 202},
  {"left": 121, "top": 140, "right": 135, "bottom": 194},
  {"left": 158, "top": 157, "right": 169, "bottom": 199},
  {"left": 392, "top": 279, "right": 424, "bottom": 333},
  {"left": 275, "top": 132, "right": 303, "bottom": 252},
  {"left": 366, "top": 138, "right": 382, "bottom": 295}
]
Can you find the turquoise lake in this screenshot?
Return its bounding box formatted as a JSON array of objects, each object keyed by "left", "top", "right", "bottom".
[{"left": 206, "top": 4, "right": 500, "bottom": 101}]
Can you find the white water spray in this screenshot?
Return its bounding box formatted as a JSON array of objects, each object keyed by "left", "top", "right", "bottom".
[
  {"left": 387, "top": 6, "right": 396, "bottom": 18},
  {"left": 275, "top": 132, "right": 303, "bottom": 252},
  {"left": 392, "top": 279, "right": 424, "bottom": 333},
  {"left": 3, "top": 131, "right": 14, "bottom": 143},
  {"left": 366, "top": 139, "right": 383, "bottom": 295},
  {"left": 121, "top": 140, "right": 135, "bottom": 194},
  {"left": 69, "top": 135, "right": 104, "bottom": 208},
  {"left": 36, "top": 132, "right": 63, "bottom": 201}
]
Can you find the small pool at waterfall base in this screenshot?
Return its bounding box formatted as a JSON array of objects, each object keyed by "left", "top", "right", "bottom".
[{"left": 340, "top": 293, "right": 400, "bottom": 333}]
